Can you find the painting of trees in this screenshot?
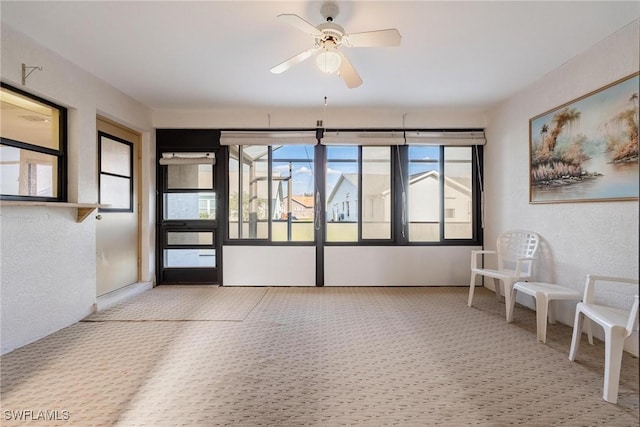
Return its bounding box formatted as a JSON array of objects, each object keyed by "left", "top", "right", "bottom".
[
  {"left": 530, "top": 73, "right": 639, "bottom": 203},
  {"left": 531, "top": 107, "right": 588, "bottom": 182}
]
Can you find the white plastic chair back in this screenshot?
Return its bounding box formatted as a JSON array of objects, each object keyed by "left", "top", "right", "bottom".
[{"left": 497, "top": 230, "right": 539, "bottom": 277}]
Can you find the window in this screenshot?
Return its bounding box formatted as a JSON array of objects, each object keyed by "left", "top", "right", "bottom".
[
  {"left": 407, "top": 145, "right": 476, "bottom": 242},
  {"left": 326, "top": 145, "right": 392, "bottom": 242},
  {"left": 228, "top": 144, "right": 315, "bottom": 242},
  {"left": 98, "top": 132, "right": 133, "bottom": 211},
  {"left": 224, "top": 130, "right": 483, "bottom": 246},
  {"left": 444, "top": 147, "right": 473, "bottom": 239},
  {"left": 163, "top": 161, "right": 216, "bottom": 220},
  {"left": 362, "top": 146, "right": 392, "bottom": 239},
  {"left": 0, "top": 83, "right": 66, "bottom": 201},
  {"left": 407, "top": 145, "right": 441, "bottom": 242},
  {"left": 326, "top": 146, "right": 358, "bottom": 241},
  {"left": 164, "top": 231, "right": 216, "bottom": 268}
]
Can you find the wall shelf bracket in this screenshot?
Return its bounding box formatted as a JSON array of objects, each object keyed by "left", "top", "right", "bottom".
[{"left": 22, "top": 63, "right": 43, "bottom": 86}]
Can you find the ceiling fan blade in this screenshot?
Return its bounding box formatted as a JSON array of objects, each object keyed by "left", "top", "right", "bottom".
[
  {"left": 270, "top": 47, "right": 320, "bottom": 74},
  {"left": 343, "top": 29, "right": 402, "bottom": 47},
  {"left": 338, "top": 53, "right": 362, "bottom": 89},
  {"left": 277, "top": 14, "right": 323, "bottom": 37}
]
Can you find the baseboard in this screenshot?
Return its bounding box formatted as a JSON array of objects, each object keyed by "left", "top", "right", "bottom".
[{"left": 95, "top": 282, "right": 153, "bottom": 311}]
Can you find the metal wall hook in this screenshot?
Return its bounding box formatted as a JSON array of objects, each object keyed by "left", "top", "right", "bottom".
[{"left": 22, "top": 63, "right": 43, "bottom": 85}]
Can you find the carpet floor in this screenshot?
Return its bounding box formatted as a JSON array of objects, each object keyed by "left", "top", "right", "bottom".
[{"left": 1, "top": 286, "right": 638, "bottom": 426}]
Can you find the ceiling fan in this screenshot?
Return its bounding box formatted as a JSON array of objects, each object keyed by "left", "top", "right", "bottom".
[{"left": 270, "top": 2, "right": 402, "bottom": 89}]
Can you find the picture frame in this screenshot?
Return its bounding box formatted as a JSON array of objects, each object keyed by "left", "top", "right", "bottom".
[{"left": 529, "top": 72, "right": 639, "bottom": 204}]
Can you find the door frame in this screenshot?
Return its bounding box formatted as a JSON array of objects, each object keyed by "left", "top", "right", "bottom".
[
  {"left": 155, "top": 129, "right": 222, "bottom": 285},
  {"left": 96, "top": 116, "right": 142, "bottom": 295}
]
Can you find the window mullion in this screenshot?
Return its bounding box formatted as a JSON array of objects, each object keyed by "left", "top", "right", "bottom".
[
  {"left": 357, "top": 146, "right": 363, "bottom": 242},
  {"left": 267, "top": 146, "right": 273, "bottom": 241},
  {"left": 439, "top": 146, "right": 445, "bottom": 242}
]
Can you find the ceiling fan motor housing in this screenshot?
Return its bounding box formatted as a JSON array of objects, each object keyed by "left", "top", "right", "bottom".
[{"left": 316, "top": 22, "right": 345, "bottom": 47}]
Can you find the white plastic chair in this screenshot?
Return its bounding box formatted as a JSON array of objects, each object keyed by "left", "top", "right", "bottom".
[
  {"left": 468, "top": 230, "right": 540, "bottom": 322},
  {"left": 568, "top": 274, "right": 639, "bottom": 404}
]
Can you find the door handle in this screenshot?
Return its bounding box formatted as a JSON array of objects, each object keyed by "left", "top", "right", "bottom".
[{"left": 96, "top": 214, "right": 102, "bottom": 220}]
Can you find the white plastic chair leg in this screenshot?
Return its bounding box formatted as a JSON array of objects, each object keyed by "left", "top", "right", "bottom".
[
  {"left": 568, "top": 310, "right": 584, "bottom": 361},
  {"left": 586, "top": 319, "right": 594, "bottom": 345},
  {"left": 548, "top": 300, "right": 557, "bottom": 325},
  {"left": 508, "top": 287, "right": 518, "bottom": 323},
  {"left": 535, "top": 294, "right": 549, "bottom": 343},
  {"left": 468, "top": 272, "right": 477, "bottom": 307},
  {"left": 504, "top": 280, "right": 515, "bottom": 322},
  {"left": 602, "top": 327, "right": 625, "bottom": 404},
  {"left": 493, "top": 278, "right": 502, "bottom": 301}
]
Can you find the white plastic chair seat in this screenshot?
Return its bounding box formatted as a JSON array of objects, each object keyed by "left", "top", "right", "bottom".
[
  {"left": 471, "top": 268, "right": 516, "bottom": 281},
  {"left": 577, "top": 304, "right": 632, "bottom": 337},
  {"left": 511, "top": 281, "right": 582, "bottom": 343},
  {"left": 568, "top": 274, "right": 639, "bottom": 404}
]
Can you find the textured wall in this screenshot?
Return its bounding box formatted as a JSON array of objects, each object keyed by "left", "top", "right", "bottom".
[
  {"left": 485, "top": 20, "right": 639, "bottom": 354},
  {"left": 0, "top": 25, "right": 153, "bottom": 354}
]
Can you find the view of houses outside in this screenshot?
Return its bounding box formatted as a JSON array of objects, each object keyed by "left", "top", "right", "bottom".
[
  {"left": 407, "top": 146, "right": 473, "bottom": 241},
  {"left": 443, "top": 147, "right": 473, "bottom": 239},
  {"left": 228, "top": 144, "right": 473, "bottom": 242},
  {"left": 326, "top": 146, "right": 392, "bottom": 241},
  {"left": 228, "top": 145, "right": 315, "bottom": 241}
]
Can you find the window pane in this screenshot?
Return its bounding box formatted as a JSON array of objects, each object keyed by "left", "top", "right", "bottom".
[
  {"left": 167, "top": 232, "right": 213, "bottom": 246},
  {"left": 228, "top": 145, "right": 268, "bottom": 239},
  {"left": 362, "top": 146, "right": 391, "bottom": 239},
  {"left": 100, "top": 174, "right": 131, "bottom": 209},
  {"left": 326, "top": 222, "right": 358, "bottom": 242},
  {"left": 100, "top": 136, "right": 131, "bottom": 177},
  {"left": 230, "top": 144, "right": 315, "bottom": 242},
  {"left": 164, "top": 192, "right": 216, "bottom": 220},
  {"left": 326, "top": 146, "right": 358, "bottom": 242},
  {"left": 0, "top": 86, "right": 60, "bottom": 150},
  {"left": 164, "top": 249, "right": 216, "bottom": 267},
  {"left": 444, "top": 147, "right": 473, "bottom": 239},
  {"left": 167, "top": 163, "right": 213, "bottom": 189},
  {"left": 0, "top": 145, "right": 58, "bottom": 197},
  {"left": 245, "top": 155, "right": 268, "bottom": 239},
  {"left": 408, "top": 146, "right": 440, "bottom": 242},
  {"left": 274, "top": 145, "right": 315, "bottom": 242}
]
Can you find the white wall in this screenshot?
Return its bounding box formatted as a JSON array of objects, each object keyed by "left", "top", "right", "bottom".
[
  {"left": 0, "top": 25, "right": 154, "bottom": 354},
  {"left": 485, "top": 20, "right": 639, "bottom": 354},
  {"left": 224, "top": 246, "right": 316, "bottom": 286},
  {"left": 325, "top": 246, "right": 480, "bottom": 286},
  {"left": 153, "top": 107, "right": 487, "bottom": 129}
]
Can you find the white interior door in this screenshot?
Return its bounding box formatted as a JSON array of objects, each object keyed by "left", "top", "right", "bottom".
[{"left": 96, "top": 117, "right": 140, "bottom": 296}]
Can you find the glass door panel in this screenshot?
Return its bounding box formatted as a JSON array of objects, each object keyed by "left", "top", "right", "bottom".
[{"left": 157, "top": 145, "right": 219, "bottom": 284}]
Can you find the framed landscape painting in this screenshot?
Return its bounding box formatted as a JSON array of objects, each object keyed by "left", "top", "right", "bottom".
[{"left": 529, "top": 72, "right": 639, "bottom": 203}]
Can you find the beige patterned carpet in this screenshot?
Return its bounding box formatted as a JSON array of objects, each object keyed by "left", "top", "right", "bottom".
[
  {"left": 1, "top": 286, "right": 638, "bottom": 426},
  {"left": 85, "top": 286, "right": 268, "bottom": 322}
]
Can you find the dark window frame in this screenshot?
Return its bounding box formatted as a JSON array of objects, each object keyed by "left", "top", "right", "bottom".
[
  {"left": 227, "top": 144, "right": 317, "bottom": 245},
  {"left": 0, "top": 82, "right": 67, "bottom": 202},
  {"left": 223, "top": 130, "right": 483, "bottom": 248},
  {"left": 325, "top": 144, "right": 395, "bottom": 245}
]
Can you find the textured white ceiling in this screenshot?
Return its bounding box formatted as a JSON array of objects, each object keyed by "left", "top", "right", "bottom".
[{"left": 2, "top": 1, "right": 638, "bottom": 111}]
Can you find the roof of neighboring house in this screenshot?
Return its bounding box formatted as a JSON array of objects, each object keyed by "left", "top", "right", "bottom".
[
  {"left": 327, "top": 173, "right": 357, "bottom": 205},
  {"left": 402, "top": 171, "right": 472, "bottom": 196},
  {"left": 283, "top": 196, "right": 315, "bottom": 208},
  {"left": 328, "top": 170, "right": 472, "bottom": 200}
]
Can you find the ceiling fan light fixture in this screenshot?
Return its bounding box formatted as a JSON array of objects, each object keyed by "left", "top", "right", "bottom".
[{"left": 316, "top": 50, "right": 341, "bottom": 74}]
